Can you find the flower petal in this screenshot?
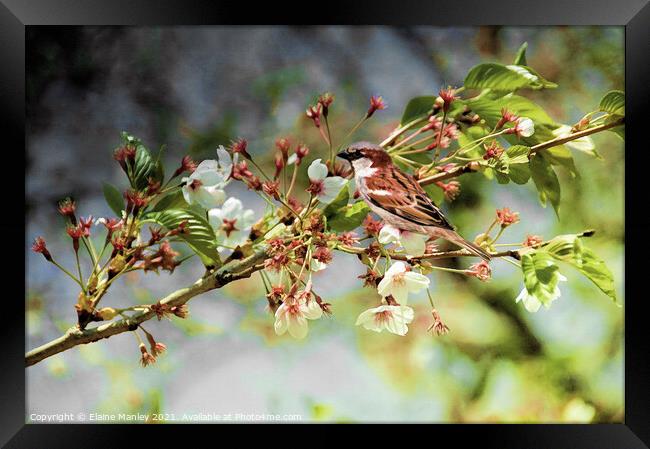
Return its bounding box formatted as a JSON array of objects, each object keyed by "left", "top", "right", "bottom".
[
  {"left": 196, "top": 186, "right": 226, "bottom": 209},
  {"left": 207, "top": 208, "right": 224, "bottom": 229},
  {"left": 389, "top": 284, "right": 409, "bottom": 304},
  {"left": 378, "top": 224, "right": 400, "bottom": 245},
  {"left": 307, "top": 159, "right": 328, "bottom": 182},
  {"left": 287, "top": 316, "right": 309, "bottom": 339},
  {"left": 355, "top": 307, "right": 377, "bottom": 326},
  {"left": 404, "top": 272, "right": 430, "bottom": 292},
  {"left": 274, "top": 307, "right": 289, "bottom": 335},
  {"left": 182, "top": 185, "right": 194, "bottom": 205},
  {"left": 400, "top": 232, "right": 427, "bottom": 256},
  {"left": 221, "top": 197, "right": 243, "bottom": 218},
  {"left": 384, "top": 261, "right": 406, "bottom": 278},
  {"left": 302, "top": 300, "right": 323, "bottom": 320},
  {"left": 318, "top": 177, "right": 347, "bottom": 204},
  {"left": 216, "top": 145, "right": 233, "bottom": 176}
]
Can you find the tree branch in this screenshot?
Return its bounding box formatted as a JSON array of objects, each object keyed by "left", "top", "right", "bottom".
[
  {"left": 417, "top": 116, "right": 625, "bottom": 186},
  {"left": 25, "top": 249, "right": 269, "bottom": 367}
]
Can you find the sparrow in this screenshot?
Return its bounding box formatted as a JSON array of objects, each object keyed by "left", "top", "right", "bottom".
[{"left": 337, "top": 142, "right": 491, "bottom": 261}]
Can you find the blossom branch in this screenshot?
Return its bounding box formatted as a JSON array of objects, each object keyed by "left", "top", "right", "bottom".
[
  {"left": 417, "top": 116, "right": 625, "bottom": 186},
  {"left": 25, "top": 249, "right": 269, "bottom": 367}
]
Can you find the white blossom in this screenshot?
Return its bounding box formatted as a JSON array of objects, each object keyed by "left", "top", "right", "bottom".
[
  {"left": 515, "top": 272, "right": 567, "bottom": 312},
  {"left": 307, "top": 159, "right": 347, "bottom": 204},
  {"left": 355, "top": 305, "right": 415, "bottom": 336},
  {"left": 376, "top": 261, "right": 430, "bottom": 304},
  {"left": 181, "top": 146, "right": 235, "bottom": 209},
  {"left": 208, "top": 197, "right": 255, "bottom": 248},
  {"left": 515, "top": 117, "right": 535, "bottom": 137},
  {"left": 378, "top": 224, "right": 428, "bottom": 256},
  {"left": 274, "top": 289, "right": 323, "bottom": 339}
]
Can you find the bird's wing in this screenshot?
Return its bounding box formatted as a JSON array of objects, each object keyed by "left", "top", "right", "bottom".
[{"left": 364, "top": 168, "right": 454, "bottom": 229}]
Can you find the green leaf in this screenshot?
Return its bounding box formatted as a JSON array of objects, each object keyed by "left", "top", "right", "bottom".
[
  {"left": 464, "top": 63, "right": 557, "bottom": 92},
  {"left": 492, "top": 146, "right": 530, "bottom": 184},
  {"left": 150, "top": 189, "right": 188, "bottom": 213},
  {"left": 506, "top": 145, "right": 530, "bottom": 164},
  {"left": 465, "top": 93, "right": 556, "bottom": 131},
  {"left": 605, "top": 114, "right": 625, "bottom": 142},
  {"left": 323, "top": 186, "right": 350, "bottom": 219},
  {"left": 508, "top": 163, "right": 531, "bottom": 184},
  {"left": 102, "top": 183, "right": 124, "bottom": 216},
  {"left": 400, "top": 96, "right": 435, "bottom": 125},
  {"left": 609, "top": 124, "right": 625, "bottom": 141},
  {"left": 545, "top": 235, "right": 617, "bottom": 302},
  {"left": 599, "top": 90, "right": 625, "bottom": 116},
  {"left": 551, "top": 125, "right": 601, "bottom": 159},
  {"left": 142, "top": 209, "right": 221, "bottom": 266},
  {"left": 530, "top": 154, "right": 561, "bottom": 217},
  {"left": 327, "top": 201, "right": 370, "bottom": 232},
  {"left": 513, "top": 42, "right": 528, "bottom": 66},
  {"left": 541, "top": 146, "right": 578, "bottom": 178},
  {"left": 133, "top": 145, "right": 162, "bottom": 191},
  {"left": 571, "top": 246, "right": 617, "bottom": 302},
  {"left": 521, "top": 251, "right": 564, "bottom": 307}
]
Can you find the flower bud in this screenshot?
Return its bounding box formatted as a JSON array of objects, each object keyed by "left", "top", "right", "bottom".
[
  {"left": 230, "top": 138, "right": 251, "bottom": 160},
  {"left": 295, "top": 144, "right": 309, "bottom": 165},
  {"left": 57, "top": 197, "right": 77, "bottom": 224},
  {"left": 438, "top": 87, "right": 457, "bottom": 113},
  {"left": 173, "top": 155, "right": 197, "bottom": 178},
  {"left": 318, "top": 92, "right": 334, "bottom": 117},
  {"left": 306, "top": 104, "right": 322, "bottom": 128},
  {"left": 367, "top": 95, "right": 386, "bottom": 118},
  {"left": 97, "top": 307, "right": 118, "bottom": 320},
  {"left": 31, "top": 237, "right": 52, "bottom": 262},
  {"left": 274, "top": 152, "right": 284, "bottom": 179}
]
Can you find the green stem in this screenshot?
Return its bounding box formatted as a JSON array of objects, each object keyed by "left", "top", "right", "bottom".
[
  {"left": 324, "top": 115, "right": 334, "bottom": 166},
  {"left": 433, "top": 109, "right": 449, "bottom": 162},
  {"left": 426, "top": 289, "right": 436, "bottom": 308},
  {"left": 339, "top": 115, "right": 367, "bottom": 149},
  {"left": 74, "top": 250, "right": 86, "bottom": 293},
  {"left": 380, "top": 117, "right": 427, "bottom": 147},
  {"left": 249, "top": 158, "right": 272, "bottom": 182},
  {"left": 50, "top": 259, "right": 85, "bottom": 289}
]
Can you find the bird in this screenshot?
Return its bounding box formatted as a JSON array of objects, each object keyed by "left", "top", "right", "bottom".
[{"left": 337, "top": 141, "right": 491, "bottom": 261}]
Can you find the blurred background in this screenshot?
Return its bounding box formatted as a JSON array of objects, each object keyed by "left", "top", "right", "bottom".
[{"left": 26, "top": 26, "right": 624, "bottom": 423}]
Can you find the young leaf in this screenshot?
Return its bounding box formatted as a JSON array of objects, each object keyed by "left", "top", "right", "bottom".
[
  {"left": 506, "top": 145, "right": 531, "bottom": 164},
  {"left": 464, "top": 63, "right": 557, "bottom": 92},
  {"left": 530, "top": 154, "right": 561, "bottom": 217},
  {"left": 545, "top": 234, "right": 617, "bottom": 302},
  {"left": 552, "top": 125, "right": 601, "bottom": 159},
  {"left": 513, "top": 42, "right": 528, "bottom": 66},
  {"left": 150, "top": 189, "right": 188, "bottom": 213},
  {"left": 323, "top": 186, "right": 350, "bottom": 219},
  {"left": 570, "top": 246, "right": 617, "bottom": 302},
  {"left": 400, "top": 96, "right": 435, "bottom": 125},
  {"left": 465, "top": 93, "right": 556, "bottom": 129},
  {"left": 508, "top": 163, "right": 531, "bottom": 184},
  {"left": 500, "top": 146, "right": 532, "bottom": 185},
  {"left": 541, "top": 146, "right": 578, "bottom": 178},
  {"left": 142, "top": 209, "right": 221, "bottom": 266},
  {"left": 599, "top": 90, "right": 625, "bottom": 116},
  {"left": 520, "top": 251, "right": 565, "bottom": 307},
  {"left": 102, "top": 182, "right": 124, "bottom": 216},
  {"left": 133, "top": 145, "right": 161, "bottom": 191},
  {"left": 327, "top": 201, "right": 370, "bottom": 232}
]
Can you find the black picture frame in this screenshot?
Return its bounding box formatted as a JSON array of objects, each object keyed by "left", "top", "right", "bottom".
[{"left": 5, "top": 0, "right": 648, "bottom": 445}]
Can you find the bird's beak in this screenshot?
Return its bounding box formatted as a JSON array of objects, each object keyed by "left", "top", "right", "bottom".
[{"left": 337, "top": 151, "right": 350, "bottom": 161}]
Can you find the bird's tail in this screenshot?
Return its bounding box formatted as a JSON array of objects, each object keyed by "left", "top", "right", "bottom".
[{"left": 431, "top": 228, "right": 491, "bottom": 261}]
